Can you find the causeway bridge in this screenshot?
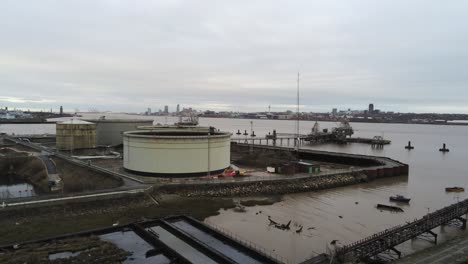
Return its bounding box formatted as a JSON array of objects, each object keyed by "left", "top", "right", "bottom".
[{"left": 329, "top": 198, "right": 468, "bottom": 263}]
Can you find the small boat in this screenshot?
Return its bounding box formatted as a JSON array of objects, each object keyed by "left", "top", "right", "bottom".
[
  {"left": 389, "top": 195, "right": 411, "bottom": 203},
  {"left": 376, "top": 204, "right": 404, "bottom": 212},
  {"left": 446, "top": 187, "right": 465, "bottom": 192}
]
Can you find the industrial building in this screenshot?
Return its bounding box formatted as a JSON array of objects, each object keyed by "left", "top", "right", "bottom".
[
  {"left": 123, "top": 129, "right": 231, "bottom": 177},
  {"left": 56, "top": 119, "right": 97, "bottom": 150},
  {"left": 83, "top": 118, "right": 153, "bottom": 146}
]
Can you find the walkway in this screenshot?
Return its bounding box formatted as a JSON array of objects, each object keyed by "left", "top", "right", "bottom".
[
  {"left": 332, "top": 198, "right": 468, "bottom": 263},
  {"left": 393, "top": 234, "right": 468, "bottom": 264}
]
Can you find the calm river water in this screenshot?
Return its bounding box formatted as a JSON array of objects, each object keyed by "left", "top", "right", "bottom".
[{"left": 2, "top": 113, "right": 468, "bottom": 263}]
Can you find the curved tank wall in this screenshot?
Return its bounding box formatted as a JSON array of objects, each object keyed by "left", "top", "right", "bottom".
[
  {"left": 123, "top": 130, "right": 231, "bottom": 177},
  {"left": 84, "top": 119, "right": 153, "bottom": 146},
  {"left": 137, "top": 125, "right": 210, "bottom": 133}
]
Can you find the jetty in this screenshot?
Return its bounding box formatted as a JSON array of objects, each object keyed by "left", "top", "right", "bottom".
[{"left": 303, "top": 198, "right": 468, "bottom": 263}]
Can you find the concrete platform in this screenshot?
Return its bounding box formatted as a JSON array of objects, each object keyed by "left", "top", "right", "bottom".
[{"left": 0, "top": 215, "right": 281, "bottom": 264}]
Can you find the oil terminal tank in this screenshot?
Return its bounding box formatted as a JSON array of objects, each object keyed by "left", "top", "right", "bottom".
[
  {"left": 137, "top": 125, "right": 210, "bottom": 133},
  {"left": 123, "top": 129, "right": 231, "bottom": 177},
  {"left": 56, "top": 119, "right": 97, "bottom": 150},
  {"left": 83, "top": 118, "right": 153, "bottom": 146}
]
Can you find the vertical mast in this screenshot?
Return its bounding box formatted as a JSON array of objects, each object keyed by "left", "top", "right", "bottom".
[{"left": 296, "top": 72, "right": 300, "bottom": 150}]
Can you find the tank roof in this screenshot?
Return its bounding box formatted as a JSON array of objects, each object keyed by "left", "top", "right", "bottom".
[
  {"left": 58, "top": 119, "right": 95, "bottom": 125},
  {"left": 82, "top": 119, "right": 153, "bottom": 123},
  {"left": 124, "top": 130, "right": 231, "bottom": 139}
]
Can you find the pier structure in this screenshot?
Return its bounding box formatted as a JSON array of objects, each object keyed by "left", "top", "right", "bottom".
[
  {"left": 233, "top": 134, "right": 308, "bottom": 147},
  {"left": 232, "top": 135, "right": 390, "bottom": 147},
  {"left": 313, "top": 198, "right": 468, "bottom": 263}
]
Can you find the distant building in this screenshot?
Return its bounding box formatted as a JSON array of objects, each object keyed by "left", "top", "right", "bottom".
[
  {"left": 332, "top": 108, "right": 338, "bottom": 116},
  {"left": 369, "top": 104, "right": 374, "bottom": 114},
  {"left": 164, "top": 105, "right": 169, "bottom": 114},
  {"left": 60, "top": 106, "right": 63, "bottom": 116},
  {"left": 146, "top": 107, "right": 151, "bottom": 115},
  {"left": 176, "top": 104, "right": 180, "bottom": 114}
]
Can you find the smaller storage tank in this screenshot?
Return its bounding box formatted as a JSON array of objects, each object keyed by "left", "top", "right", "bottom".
[
  {"left": 56, "top": 120, "right": 97, "bottom": 150},
  {"left": 83, "top": 118, "right": 153, "bottom": 146},
  {"left": 123, "top": 129, "right": 231, "bottom": 177}
]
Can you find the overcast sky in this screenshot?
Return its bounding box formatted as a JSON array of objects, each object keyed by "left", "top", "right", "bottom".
[{"left": 1, "top": 0, "right": 468, "bottom": 113}]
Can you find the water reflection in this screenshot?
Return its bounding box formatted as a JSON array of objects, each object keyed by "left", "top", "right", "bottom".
[{"left": 0, "top": 176, "right": 35, "bottom": 199}]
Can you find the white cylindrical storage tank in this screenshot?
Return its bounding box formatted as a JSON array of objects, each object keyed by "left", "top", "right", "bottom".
[
  {"left": 137, "top": 125, "right": 210, "bottom": 133},
  {"left": 123, "top": 130, "right": 231, "bottom": 177}
]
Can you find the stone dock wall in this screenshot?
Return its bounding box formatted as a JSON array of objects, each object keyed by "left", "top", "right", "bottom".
[
  {"left": 156, "top": 173, "right": 363, "bottom": 197},
  {"left": 156, "top": 144, "right": 409, "bottom": 197}
]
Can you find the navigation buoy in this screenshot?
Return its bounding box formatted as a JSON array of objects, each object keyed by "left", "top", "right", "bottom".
[
  {"left": 439, "top": 143, "right": 449, "bottom": 152},
  {"left": 405, "top": 141, "right": 414, "bottom": 150}
]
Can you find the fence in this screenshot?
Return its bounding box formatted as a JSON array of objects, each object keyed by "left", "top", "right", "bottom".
[
  {"left": 205, "top": 219, "right": 291, "bottom": 264},
  {"left": 335, "top": 198, "right": 468, "bottom": 262}
]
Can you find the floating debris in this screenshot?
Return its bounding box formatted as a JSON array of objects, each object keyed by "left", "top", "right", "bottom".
[
  {"left": 267, "top": 216, "right": 291, "bottom": 230},
  {"left": 446, "top": 187, "right": 464, "bottom": 192},
  {"left": 376, "top": 204, "right": 404, "bottom": 212},
  {"left": 295, "top": 226, "right": 303, "bottom": 233}
]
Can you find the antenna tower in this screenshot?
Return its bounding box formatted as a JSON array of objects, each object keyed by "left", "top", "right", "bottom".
[{"left": 296, "top": 72, "right": 300, "bottom": 150}]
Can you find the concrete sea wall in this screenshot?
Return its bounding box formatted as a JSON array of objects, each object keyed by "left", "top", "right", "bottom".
[{"left": 156, "top": 173, "right": 362, "bottom": 197}]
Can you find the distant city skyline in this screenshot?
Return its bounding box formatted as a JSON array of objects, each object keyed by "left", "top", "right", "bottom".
[
  {"left": 0, "top": 102, "right": 446, "bottom": 115},
  {"left": 1, "top": 1, "right": 468, "bottom": 114}
]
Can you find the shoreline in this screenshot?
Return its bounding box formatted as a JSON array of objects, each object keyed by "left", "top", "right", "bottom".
[
  {"left": 0, "top": 193, "right": 280, "bottom": 246},
  {"left": 156, "top": 173, "right": 365, "bottom": 197}
]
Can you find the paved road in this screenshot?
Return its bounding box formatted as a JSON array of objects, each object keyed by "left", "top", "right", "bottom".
[
  {"left": 394, "top": 234, "right": 468, "bottom": 264},
  {"left": 37, "top": 155, "right": 57, "bottom": 174}
]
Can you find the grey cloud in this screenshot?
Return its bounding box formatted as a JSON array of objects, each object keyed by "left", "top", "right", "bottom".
[{"left": 1, "top": 0, "right": 468, "bottom": 113}]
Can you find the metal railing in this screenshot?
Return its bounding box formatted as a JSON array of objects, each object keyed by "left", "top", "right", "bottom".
[
  {"left": 334, "top": 198, "right": 468, "bottom": 262},
  {"left": 156, "top": 168, "right": 359, "bottom": 186},
  {"left": 205, "top": 219, "right": 290, "bottom": 264}
]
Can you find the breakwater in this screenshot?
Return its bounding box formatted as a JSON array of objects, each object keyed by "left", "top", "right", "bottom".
[
  {"left": 156, "top": 173, "right": 362, "bottom": 197},
  {"left": 157, "top": 144, "right": 408, "bottom": 197},
  {"left": 233, "top": 143, "right": 409, "bottom": 179}
]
